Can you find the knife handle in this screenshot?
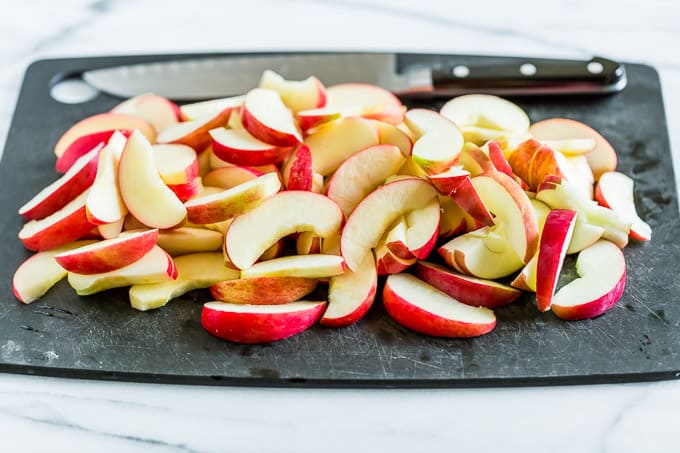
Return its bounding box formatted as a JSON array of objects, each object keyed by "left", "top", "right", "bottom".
[{"left": 410, "top": 56, "right": 626, "bottom": 96}]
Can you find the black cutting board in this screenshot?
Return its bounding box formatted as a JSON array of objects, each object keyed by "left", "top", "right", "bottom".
[{"left": 0, "top": 54, "right": 678, "bottom": 387}]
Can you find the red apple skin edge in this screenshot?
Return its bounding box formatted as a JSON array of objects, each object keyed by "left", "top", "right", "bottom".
[
  {"left": 319, "top": 291, "right": 375, "bottom": 328},
  {"left": 56, "top": 130, "right": 131, "bottom": 173},
  {"left": 552, "top": 270, "right": 626, "bottom": 321},
  {"left": 382, "top": 284, "right": 496, "bottom": 338},
  {"left": 200, "top": 302, "right": 326, "bottom": 344}
]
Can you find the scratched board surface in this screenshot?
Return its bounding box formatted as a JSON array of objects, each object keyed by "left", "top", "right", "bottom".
[{"left": 0, "top": 54, "right": 678, "bottom": 387}]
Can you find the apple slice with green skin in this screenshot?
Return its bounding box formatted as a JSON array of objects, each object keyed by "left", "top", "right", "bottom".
[
  {"left": 282, "top": 145, "right": 314, "bottom": 191},
  {"left": 67, "top": 245, "right": 176, "bottom": 296},
  {"left": 157, "top": 108, "right": 231, "bottom": 150},
  {"left": 440, "top": 94, "right": 530, "bottom": 133},
  {"left": 240, "top": 254, "right": 345, "bottom": 279},
  {"left": 86, "top": 132, "right": 128, "bottom": 225},
  {"left": 535, "top": 209, "right": 577, "bottom": 312},
  {"left": 179, "top": 95, "right": 244, "bottom": 121},
  {"left": 325, "top": 83, "right": 405, "bottom": 125},
  {"left": 166, "top": 176, "right": 203, "bottom": 202},
  {"left": 305, "top": 117, "right": 380, "bottom": 175},
  {"left": 322, "top": 254, "right": 377, "bottom": 327},
  {"left": 326, "top": 144, "right": 405, "bottom": 217},
  {"left": 118, "top": 130, "right": 187, "bottom": 229},
  {"left": 210, "top": 276, "right": 317, "bottom": 305},
  {"left": 152, "top": 144, "right": 199, "bottom": 185},
  {"left": 341, "top": 178, "right": 437, "bottom": 272},
  {"left": 184, "top": 173, "right": 280, "bottom": 224},
  {"left": 241, "top": 88, "right": 302, "bottom": 147},
  {"left": 54, "top": 228, "right": 158, "bottom": 275},
  {"left": 19, "top": 142, "right": 102, "bottom": 221},
  {"left": 112, "top": 93, "right": 180, "bottom": 132},
  {"left": 383, "top": 273, "right": 496, "bottom": 338},
  {"left": 472, "top": 171, "right": 539, "bottom": 263},
  {"left": 55, "top": 129, "right": 131, "bottom": 173},
  {"left": 226, "top": 191, "right": 343, "bottom": 269},
  {"left": 259, "top": 69, "right": 326, "bottom": 112},
  {"left": 203, "top": 165, "right": 262, "bottom": 190},
  {"left": 552, "top": 240, "right": 626, "bottom": 320},
  {"left": 19, "top": 191, "right": 95, "bottom": 251},
  {"left": 404, "top": 197, "right": 440, "bottom": 259},
  {"left": 13, "top": 240, "right": 96, "bottom": 304},
  {"left": 210, "top": 127, "right": 292, "bottom": 166},
  {"left": 54, "top": 113, "right": 156, "bottom": 159},
  {"left": 414, "top": 261, "right": 522, "bottom": 308},
  {"left": 129, "top": 252, "right": 239, "bottom": 311},
  {"left": 438, "top": 225, "right": 524, "bottom": 279},
  {"left": 156, "top": 227, "right": 223, "bottom": 256},
  {"left": 529, "top": 118, "right": 617, "bottom": 180},
  {"left": 404, "top": 109, "right": 464, "bottom": 174},
  {"left": 296, "top": 108, "right": 341, "bottom": 131},
  {"left": 201, "top": 300, "right": 326, "bottom": 344},
  {"left": 595, "top": 171, "right": 652, "bottom": 241}
]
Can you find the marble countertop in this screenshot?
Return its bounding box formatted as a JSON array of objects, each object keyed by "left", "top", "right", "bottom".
[{"left": 1, "top": 0, "right": 679, "bottom": 451}]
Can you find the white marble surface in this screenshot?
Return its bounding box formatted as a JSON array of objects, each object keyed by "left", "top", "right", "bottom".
[{"left": 1, "top": 0, "right": 680, "bottom": 451}]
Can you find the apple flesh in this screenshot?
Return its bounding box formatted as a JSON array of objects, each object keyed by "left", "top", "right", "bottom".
[
  {"left": 241, "top": 88, "right": 302, "bottom": 146},
  {"left": 157, "top": 109, "right": 231, "bottom": 150},
  {"left": 322, "top": 254, "right": 377, "bottom": 327},
  {"left": 210, "top": 127, "right": 291, "bottom": 166},
  {"left": 201, "top": 300, "right": 326, "bottom": 344},
  {"left": 296, "top": 108, "right": 341, "bottom": 131},
  {"left": 259, "top": 69, "right": 326, "bottom": 112},
  {"left": 55, "top": 129, "right": 130, "bottom": 173},
  {"left": 210, "top": 276, "right": 318, "bottom": 305},
  {"left": 203, "top": 165, "right": 262, "bottom": 190},
  {"left": 129, "top": 252, "right": 239, "bottom": 311},
  {"left": 83, "top": 132, "right": 128, "bottom": 225},
  {"left": 156, "top": 227, "right": 223, "bottom": 256},
  {"left": 112, "top": 93, "right": 180, "bottom": 132},
  {"left": 383, "top": 273, "right": 496, "bottom": 338},
  {"left": 372, "top": 120, "right": 413, "bottom": 157},
  {"left": 325, "top": 83, "right": 405, "bottom": 124},
  {"left": 551, "top": 240, "right": 626, "bottom": 320},
  {"left": 166, "top": 176, "right": 204, "bottom": 202},
  {"left": 374, "top": 240, "right": 416, "bottom": 275},
  {"left": 595, "top": 171, "right": 651, "bottom": 241},
  {"left": 179, "top": 95, "right": 244, "bottom": 121},
  {"left": 403, "top": 198, "right": 440, "bottom": 259},
  {"left": 440, "top": 94, "right": 530, "bottom": 134},
  {"left": 240, "top": 254, "right": 346, "bottom": 279},
  {"left": 404, "top": 109, "right": 464, "bottom": 174},
  {"left": 152, "top": 144, "right": 199, "bottom": 185}
]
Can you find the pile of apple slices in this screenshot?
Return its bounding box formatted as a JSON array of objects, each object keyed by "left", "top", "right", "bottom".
[{"left": 12, "top": 70, "right": 651, "bottom": 344}]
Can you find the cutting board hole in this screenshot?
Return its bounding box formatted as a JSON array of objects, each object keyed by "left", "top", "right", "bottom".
[{"left": 50, "top": 77, "right": 99, "bottom": 104}]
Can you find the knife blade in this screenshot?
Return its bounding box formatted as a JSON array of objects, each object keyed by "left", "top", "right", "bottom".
[{"left": 82, "top": 52, "right": 627, "bottom": 101}]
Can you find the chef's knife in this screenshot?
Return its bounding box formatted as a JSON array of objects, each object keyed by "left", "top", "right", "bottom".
[{"left": 82, "top": 52, "right": 626, "bottom": 101}]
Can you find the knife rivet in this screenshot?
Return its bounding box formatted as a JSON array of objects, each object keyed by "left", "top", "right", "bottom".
[
  {"left": 587, "top": 61, "right": 604, "bottom": 74},
  {"left": 452, "top": 65, "right": 470, "bottom": 78},
  {"left": 520, "top": 63, "right": 537, "bottom": 76}
]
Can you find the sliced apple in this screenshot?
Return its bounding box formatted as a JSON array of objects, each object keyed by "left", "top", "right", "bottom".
[
  {"left": 595, "top": 171, "right": 651, "bottom": 241},
  {"left": 98, "top": 218, "right": 125, "bottom": 240},
  {"left": 374, "top": 240, "right": 416, "bottom": 275},
  {"left": 438, "top": 195, "right": 474, "bottom": 238},
  {"left": 296, "top": 108, "right": 341, "bottom": 131},
  {"left": 325, "top": 83, "right": 405, "bottom": 124},
  {"left": 326, "top": 144, "right": 405, "bottom": 217},
  {"left": 414, "top": 261, "right": 521, "bottom": 308},
  {"left": 241, "top": 88, "right": 302, "bottom": 146},
  {"left": 226, "top": 191, "right": 343, "bottom": 269},
  {"left": 322, "top": 254, "right": 377, "bottom": 327},
  {"left": 157, "top": 109, "right": 231, "bottom": 150},
  {"left": 67, "top": 245, "right": 176, "bottom": 296},
  {"left": 535, "top": 209, "right": 577, "bottom": 312},
  {"left": 210, "top": 127, "right": 291, "bottom": 166},
  {"left": 151, "top": 144, "right": 199, "bottom": 185},
  {"left": 112, "top": 93, "right": 180, "bottom": 132},
  {"left": 458, "top": 142, "right": 497, "bottom": 177},
  {"left": 118, "top": 130, "right": 187, "bottom": 229},
  {"left": 440, "top": 94, "right": 530, "bottom": 133},
  {"left": 567, "top": 219, "right": 605, "bottom": 254},
  {"left": 542, "top": 138, "right": 596, "bottom": 156},
  {"left": 305, "top": 117, "right": 380, "bottom": 176},
  {"left": 296, "top": 231, "right": 321, "bottom": 255},
  {"left": 383, "top": 273, "right": 496, "bottom": 338},
  {"left": 427, "top": 165, "right": 470, "bottom": 195},
  {"left": 201, "top": 300, "right": 326, "bottom": 344},
  {"left": 54, "top": 228, "right": 158, "bottom": 275},
  {"left": 404, "top": 197, "right": 440, "bottom": 259},
  {"left": 282, "top": 145, "right": 314, "bottom": 191},
  {"left": 19, "top": 142, "right": 102, "bottom": 221},
  {"left": 166, "top": 176, "right": 204, "bottom": 202},
  {"left": 203, "top": 165, "right": 262, "bottom": 190},
  {"left": 341, "top": 178, "right": 437, "bottom": 272},
  {"left": 382, "top": 217, "right": 412, "bottom": 260},
  {"left": 54, "top": 112, "right": 155, "bottom": 159},
  {"left": 511, "top": 254, "right": 537, "bottom": 292},
  {"left": 129, "top": 252, "right": 239, "bottom": 311},
  {"left": 55, "top": 129, "right": 130, "bottom": 173},
  {"left": 12, "top": 240, "right": 96, "bottom": 304},
  {"left": 240, "top": 254, "right": 345, "bottom": 279},
  {"left": 210, "top": 276, "right": 317, "bottom": 305},
  {"left": 372, "top": 120, "right": 413, "bottom": 156},
  {"left": 404, "top": 109, "right": 464, "bottom": 174},
  {"left": 85, "top": 132, "right": 128, "bottom": 225},
  {"left": 179, "top": 95, "right": 244, "bottom": 121},
  {"left": 156, "top": 227, "right": 223, "bottom": 256},
  {"left": 486, "top": 140, "right": 514, "bottom": 178},
  {"left": 259, "top": 69, "right": 326, "bottom": 112},
  {"left": 551, "top": 240, "right": 626, "bottom": 320}
]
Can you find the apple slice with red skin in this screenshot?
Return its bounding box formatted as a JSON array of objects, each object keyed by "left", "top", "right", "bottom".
[
  {"left": 414, "top": 261, "right": 522, "bottom": 308},
  {"left": 259, "top": 70, "right": 327, "bottom": 112},
  {"left": 296, "top": 108, "right": 341, "bottom": 131},
  {"left": 157, "top": 109, "right": 231, "bottom": 150},
  {"left": 13, "top": 240, "right": 96, "bottom": 304},
  {"left": 152, "top": 144, "right": 199, "bottom": 185},
  {"left": 54, "top": 113, "right": 155, "bottom": 159},
  {"left": 322, "top": 254, "right": 377, "bottom": 327},
  {"left": 226, "top": 191, "right": 343, "bottom": 269},
  {"left": 508, "top": 138, "right": 542, "bottom": 185},
  {"left": 210, "top": 127, "right": 292, "bottom": 166},
  {"left": 325, "top": 83, "right": 405, "bottom": 125},
  {"left": 595, "top": 171, "right": 651, "bottom": 241},
  {"left": 404, "top": 109, "right": 464, "bottom": 174},
  {"left": 372, "top": 120, "right": 413, "bottom": 157},
  {"left": 179, "top": 95, "right": 244, "bottom": 121},
  {"left": 375, "top": 241, "right": 417, "bottom": 275},
  {"left": 535, "top": 209, "right": 578, "bottom": 312},
  {"left": 19, "top": 191, "right": 95, "bottom": 251},
  {"left": 20, "top": 143, "right": 102, "bottom": 221},
  {"left": 203, "top": 165, "right": 262, "bottom": 190},
  {"left": 448, "top": 177, "right": 495, "bottom": 228},
  {"left": 55, "top": 129, "right": 131, "bottom": 173},
  {"left": 428, "top": 165, "right": 470, "bottom": 195},
  {"left": 86, "top": 131, "right": 128, "bottom": 225},
  {"left": 201, "top": 300, "right": 326, "bottom": 344},
  {"left": 383, "top": 218, "right": 412, "bottom": 260},
  {"left": 240, "top": 254, "right": 346, "bottom": 279},
  {"left": 282, "top": 145, "right": 314, "bottom": 191},
  {"left": 129, "top": 252, "right": 239, "bottom": 311},
  {"left": 486, "top": 140, "right": 514, "bottom": 178},
  {"left": 529, "top": 118, "right": 617, "bottom": 180},
  {"left": 210, "top": 276, "right": 317, "bottom": 305},
  {"left": 551, "top": 240, "right": 626, "bottom": 320},
  {"left": 326, "top": 144, "right": 405, "bottom": 217},
  {"left": 383, "top": 273, "right": 496, "bottom": 338},
  {"left": 241, "top": 88, "right": 302, "bottom": 147},
  {"left": 184, "top": 173, "right": 280, "bottom": 224},
  {"left": 305, "top": 117, "right": 380, "bottom": 176},
  {"left": 440, "top": 94, "right": 530, "bottom": 134},
  {"left": 166, "top": 177, "right": 203, "bottom": 202},
  {"left": 296, "top": 231, "right": 321, "bottom": 255},
  {"left": 112, "top": 93, "right": 180, "bottom": 132},
  {"left": 404, "top": 197, "right": 440, "bottom": 259},
  {"left": 438, "top": 195, "right": 475, "bottom": 238},
  {"left": 341, "top": 178, "right": 437, "bottom": 272}
]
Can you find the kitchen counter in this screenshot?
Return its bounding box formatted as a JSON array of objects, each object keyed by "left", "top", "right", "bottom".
[{"left": 1, "top": 1, "right": 679, "bottom": 451}]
